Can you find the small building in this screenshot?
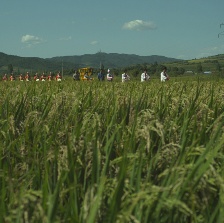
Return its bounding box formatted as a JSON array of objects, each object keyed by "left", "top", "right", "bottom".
[{"left": 204, "top": 71, "right": 212, "bottom": 74}]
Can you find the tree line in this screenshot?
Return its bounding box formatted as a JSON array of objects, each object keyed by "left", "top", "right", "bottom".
[{"left": 3, "top": 59, "right": 223, "bottom": 79}]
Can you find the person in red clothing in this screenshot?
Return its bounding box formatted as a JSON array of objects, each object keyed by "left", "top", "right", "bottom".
[
  {"left": 40, "top": 73, "right": 46, "bottom": 81},
  {"left": 34, "top": 73, "right": 39, "bottom": 81},
  {"left": 55, "top": 72, "right": 61, "bottom": 81},
  {"left": 47, "top": 72, "right": 52, "bottom": 81},
  {"left": 2, "top": 74, "right": 8, "bottom": 81},
  {"left": 9, "top": 74, "right": 14, "bottom": 81},
  {"left": 25, "top": 72, "right": 30, "bottom": 81}
]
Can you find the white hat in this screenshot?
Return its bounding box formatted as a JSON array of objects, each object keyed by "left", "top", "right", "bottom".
[{"left": 108, "top": 69, "right": 110, "bottom": 72}]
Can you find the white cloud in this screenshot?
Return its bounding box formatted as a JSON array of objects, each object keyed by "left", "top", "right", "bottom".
[
  {"left": 21, "top": 34, "right": 43, "bottom": 46},
  {"left": 123, "top": 20, "right": 156, "bottom": 31},
  {"left": 90, "top": 40, "right": 98, "bottom": 45}
]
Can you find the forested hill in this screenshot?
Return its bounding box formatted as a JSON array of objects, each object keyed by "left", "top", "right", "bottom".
[
  {"left": 50, "top": 53, "right": 181, "bottom": 69},
  {"left": 0, "top": 52, "right": 181, "bottom": 72}
]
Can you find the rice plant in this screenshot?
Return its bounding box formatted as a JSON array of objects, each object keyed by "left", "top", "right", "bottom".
[{"left": 0, "top": 77, "right": 224, "bottom": 222}]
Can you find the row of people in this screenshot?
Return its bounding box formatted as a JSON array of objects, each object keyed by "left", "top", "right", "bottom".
[
  {"left": 97, "top": 69, "right": 132, "bottom": 82},
  {"left": 2, "top": 72, "right": 62, "bottom": 81},
  {"left": 3, "top": 67, "right": 169, "bottom": 82},
  {"left": 97, "top": 67, "right": 169, "bottom": 82}
]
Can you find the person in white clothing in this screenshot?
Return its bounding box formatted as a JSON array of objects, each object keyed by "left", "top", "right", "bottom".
[
  {"left": 141, "top": 70, "right": 150, "bottom": 82},
  {"left": 107, "top": 69, "right": 113, "bottom": 81},
  {"left": 122, "top": 70, "right": 130, "bottom": 82},
  {"left": 161, "top": 67, "right": 169, "bottom": 82}
]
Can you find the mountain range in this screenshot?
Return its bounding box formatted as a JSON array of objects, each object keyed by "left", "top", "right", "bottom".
[{"left": 0, "top": 52, "right": 181, "bottom": 73}]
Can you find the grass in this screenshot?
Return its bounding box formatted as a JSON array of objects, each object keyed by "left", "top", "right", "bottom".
[{"left": 0, "top": 77, "right": 224, "bottom": 222}]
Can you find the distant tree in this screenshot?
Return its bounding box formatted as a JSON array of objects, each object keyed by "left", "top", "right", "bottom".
[
  {"left": 153, "top": 61, "right": 158, "bottom": 67},
  {"left": 100, "top": 63, "right": 105, "bottom": 71},
  {"left": 17, "top": 68, "right": 20, "bottom": 75},
  {"left": 123, "top": 67, "right": 130, "bottom": 73},
  {"left": 216, "top": 62, "right": 221, "bottom": 72},
  {"left": 132, "top": 68, "right": 140, "bottom": 77},
  {"left": 178, "top": 67, "right": 185, "bottom": 75},
  {"left": 135, "top": 64, "right": 143, "bottom": 72},
  {"left": 142, "top": 63, "right": 148, "bottom": 69},
  {"left": 69, "top": 69, "right": 76, "bottom": 75},
  {"left": 172, "top": 67, "right": 178, "bottom": 74},
  {"left": 167, "top": 67, "right": 171, "bottom": 73},
  {"left": 8, "top": 64, "right": 13, "bottom": 74},
  {"left": 158, "top": 64, "right": 165, "bottom": 72},
  {"left": 112, "top": 68, "right": 120, "bottom": 76},
  {"left": 148, "top": 66, "right": 157, "bottom": 74},
  {"left": 147, "top": 62, "right": 158, "bottom": 75},
  {"left": 196, "top": 63, "right": 203, "bottom": 73}
]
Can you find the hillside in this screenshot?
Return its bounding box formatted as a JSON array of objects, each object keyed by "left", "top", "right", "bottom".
[
  {"left": 0, "top": 52, "right": 180, "bottom": 73},
  {"left": 1, "top": 52, "right": 224, "bottom": 75},
  {"left": 162, "top": 54, "right": 224, "bottom": 74},
  {"left": 49, "top": 52, "right": 181, "bottom": 68}
]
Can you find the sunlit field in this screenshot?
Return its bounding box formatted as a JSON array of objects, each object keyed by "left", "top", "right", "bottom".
[{"left": 1, "top": 76, "right": 224, "bottom": 223}]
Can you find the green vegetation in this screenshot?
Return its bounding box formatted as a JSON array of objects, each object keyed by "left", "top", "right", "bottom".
[
  {"left": 1, "top": 77, "right": 224, "bottom": 222},
  {"left": 160, "top": 54, "right": 224, "bottom": 75},
  {"left": 1, "top": 52, "right": 224, "bottom": 78},
  {"left": 0, "top": 52, "right": 180, "bottom": 75}
]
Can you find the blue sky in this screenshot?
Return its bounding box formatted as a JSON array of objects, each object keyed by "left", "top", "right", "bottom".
[{"left": 1, "top": 0, "right": 224, "bottom": 60}]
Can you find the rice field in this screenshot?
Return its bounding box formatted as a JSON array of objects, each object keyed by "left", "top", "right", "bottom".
[{"left": 1, "top": 76, "right": 224, "bottom": 223}]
